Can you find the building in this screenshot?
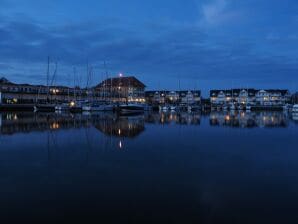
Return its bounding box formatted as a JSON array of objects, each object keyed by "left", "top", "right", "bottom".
[
  {"left": 0, "top": 77, "right": 89, "bottom": 104},
  {"left": 94, "top": 76, "right": 146, "bottom": 103},
  {"left": 145, "top": 90, "right": 201, "bottom": 105},
  {"left": 255, "top": 90, "right": 290, "bottom": 106},
  {"left": 145, "top": 91, "right": 165, "bottom": 105},
  {"left": 210, "top": 88, "right": 290, "bottom": 106},
  {"left": 291, "top": 92, "right": 298, "bottom": 104},
  {"left": 0, "top": 76, "right": 146, "bottom": 104},
  {"left": 179, "top": 91, "right": 201, "bottom": 104}
]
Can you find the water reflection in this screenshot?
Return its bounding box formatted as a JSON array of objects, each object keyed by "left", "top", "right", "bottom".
[
  {"left": 0, "top": 111, "right": 297, "bottom": 136},
  {"left": 0, "top": 111, "right": 298, "bottom": 223},
  {"left": 145, "top": 112, "right": 201, "bottom": 125},
  {"left": 0, "top": 112, "right": 202, "bottom": 136},
  {"left": 0, "top": 112, "right": 92, "bottom": 135},
  {"left": 210, "top": 111, "right": 290, "bottom": 128},
  {"left": 94, "top": 114, "right": 145, "bottom": 138}
]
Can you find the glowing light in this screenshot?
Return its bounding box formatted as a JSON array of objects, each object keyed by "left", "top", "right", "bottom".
[
  {"left": 119, "top": 73, "right": 123, "bottom": 77},
  {"left": 51, "top": 122, "right": 60, "bottom": 129},
  {"left": 51, "top": 88, "right": 59, "bottom": 94},
  {"left": 119, "top": 140, "right": 123, "bottom": 149},
  {"left": 70, "top": 101, "right": 75, "bottom": 107},
  {"left": 118, "top": 129, "right": 121, "bottom": 135}
]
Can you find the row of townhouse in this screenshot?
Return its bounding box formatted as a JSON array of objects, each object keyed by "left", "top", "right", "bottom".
[
  {"left": 210, "top": 89, "right": 290, "bottom": 106},
  {"left": 145, "top": 90, "right": 201, "bottom": 105}
]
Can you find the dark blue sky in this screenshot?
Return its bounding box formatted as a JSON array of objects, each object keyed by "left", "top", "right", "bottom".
[{"left": 0, "top": 0, "right": 298, "bottom": 95}]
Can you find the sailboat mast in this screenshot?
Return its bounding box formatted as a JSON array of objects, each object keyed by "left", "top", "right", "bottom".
[
  {"left": 104, "top": 61, "right": 108, "bottom": 101},
  {"left": 46, "top": 56, "right": 50, "bottom": 101},
  {"left": 73, "top": 67, "right": 76, "bottom": 102}
]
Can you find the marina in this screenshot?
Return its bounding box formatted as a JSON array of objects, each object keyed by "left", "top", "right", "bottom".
[
  {"left": 1, "top": 78, "right": 297, "bottom": 223},
  {"left": 1, "top": 76, "right": 297, "bottom": 115},
  {"left": 2, "top": 0, "right": 298, "bottom": 222}
]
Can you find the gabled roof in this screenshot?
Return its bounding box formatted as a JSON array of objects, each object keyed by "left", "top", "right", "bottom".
[
  {"left": 266, "top": 89, "right": 289, "bottom": 95},
  {"left": 210, "top": 90, "right": 232, "bottom": 97},
  {"left": 0, "top": 77, "right": 14, "bottom": 85},
  {"left": 0, "top": 77, "right": 11, "bottom": 84},
  {"left": 95, "top": 76, "right": 146, "bottom": 88},
  {"left": 211, "top": 88, "right": 289, "bottom": 97}
]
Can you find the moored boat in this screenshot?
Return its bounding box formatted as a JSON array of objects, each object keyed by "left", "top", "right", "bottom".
[
  {"left": 119, "top": 104, "right": 144, "bottom": 115},
  {"left": 0, "top": 104, "right": 34, "bottom": 112},
  {"left": 82, "top": 105, "right": 92, "bottom": 111},
  {"left": 162, "top": 106, "right": 169, "bottom": 111},
  {"left": 82, "top": 101, "right": 115, "bottom": 112},
  {"left": 293, "top": 104, "right": 298, "bottom": 113},
  {"left": 34, "top": 104, "right": 55, "bottom": 112},
  {"left": 55, "top": 103, "right": 70, "bottom": 112},
  {"left": 229, "top": 103, "right": 236, "bottom": 111},
  {"left": 238, "top": 104, "right": 245, "bottom": 111},
  {"left": 68, "top": 101, "right": 82, "bottom": 113}
]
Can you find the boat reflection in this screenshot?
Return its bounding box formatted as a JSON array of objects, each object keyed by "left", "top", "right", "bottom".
[{"left": 210, "top": 111, "right": 290, "bottom": 128}]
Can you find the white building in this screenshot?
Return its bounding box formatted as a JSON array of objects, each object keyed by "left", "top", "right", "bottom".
[{"left": 210, "top": 89, "right": 289, "bottom": 107}]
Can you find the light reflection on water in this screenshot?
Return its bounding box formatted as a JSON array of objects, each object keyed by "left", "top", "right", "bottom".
[
  {"left": 0, "top": 111, "right": 298, "bottom": 223},
  {"left": 0, "top": 111, "right": 296, "bottom": 136}
]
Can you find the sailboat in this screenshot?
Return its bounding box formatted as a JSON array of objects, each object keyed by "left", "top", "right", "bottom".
[
  {"left": 119, "top": 103, "right": 144, "bottom": 115},
  {"left": 34, "top": 57, "right": 56, "bottom": 112},
  {"left": 170, "top": 106, "right": 176, "bottom": 111},
  {"left": 55, "top": 103, "right": 70, "bottom": 112},
  {"left": 83, "top": 61, "right": 115, "bottom": 112}
]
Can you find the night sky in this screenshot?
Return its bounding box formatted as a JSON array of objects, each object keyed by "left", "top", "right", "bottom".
[{"left": 0, "top": 0, "right": 298, "bottom": 95}]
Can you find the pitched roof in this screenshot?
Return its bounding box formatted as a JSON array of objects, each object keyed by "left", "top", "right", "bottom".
[
  {"left": 95, "top": 76, "right": 146, "bottom": 88},
  {"left": 266, "top": 89, "right": 289, "bottom": 95},
  {"left": 0, "top": 77, "right": 13, "bottom": 85},
  {"left": 210, "top": 88, "right": 289, "bottom": 97}
]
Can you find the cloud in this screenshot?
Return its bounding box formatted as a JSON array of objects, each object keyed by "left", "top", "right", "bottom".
[
  {"left": 199, "top": 0, "right": 242, "bottom": 27},
  {"left": 0, "top": 13, "right": 297, "bottom": 92}
]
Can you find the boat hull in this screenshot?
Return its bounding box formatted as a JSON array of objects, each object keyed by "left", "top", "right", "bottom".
[
  {"left": 69, "top": 107, "right": 82, "bottom": 113},
  {"left": 35, "top": 105, "right": 55, "bottom": 112},
  {"left": 0, "top": 104, "right": 34, "bottom": 112},
  {"left": 119, "top": 104, "right": 144, "bottom": 115}
]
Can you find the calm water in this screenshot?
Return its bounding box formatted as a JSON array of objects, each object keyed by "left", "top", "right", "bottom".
[{"left": 0, "top": 111, "right": 298, "bottom": 223}]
